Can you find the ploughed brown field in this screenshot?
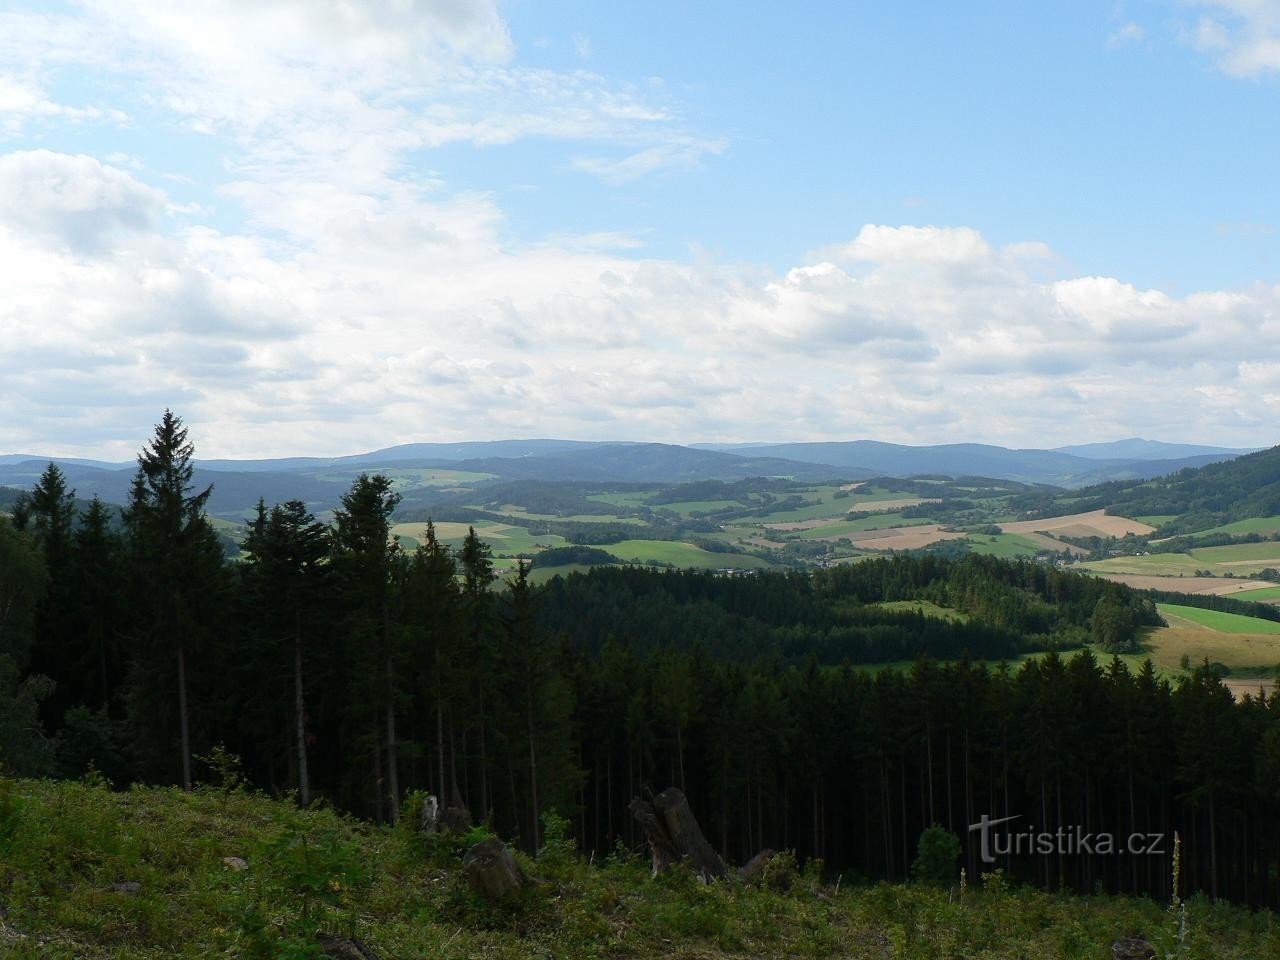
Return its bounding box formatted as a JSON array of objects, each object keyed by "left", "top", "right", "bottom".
[{"left": 999, "top": 509, "right": 1155, "bottom": 539}]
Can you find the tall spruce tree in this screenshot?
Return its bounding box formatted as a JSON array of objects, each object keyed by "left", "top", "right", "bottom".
[
  {"left": 332, "top": 473, "right": 402, "bottom": 821},
  {"left": 123, "top": 410, "right": 222, "bottom": 790},
  {"left": 243, "top": 500, "right": 330, "bottom": 806}
]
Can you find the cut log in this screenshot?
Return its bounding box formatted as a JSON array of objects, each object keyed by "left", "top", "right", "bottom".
[
  {"left": 654, "top": 788, "right": 727, "bottom": 881},
  {"left": 629, "top": 797, "right": 681, "bottom": 877},
  {"left": 462, "top": 837, "right": 525, "bottom": 901}
]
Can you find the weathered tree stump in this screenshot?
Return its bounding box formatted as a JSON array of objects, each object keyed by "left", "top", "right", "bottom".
[
  {"left": 739, "top": 848, "right": 777, "bottom": 885},
  {"left": 630, "top": 788, "right": 727, "bottom": 881},
  {"left": 1110, "top": 936, "right": 1156, "bottom": 960},
  {"left": 417, "top": 794, "right": 440, "bottom": 835},
  {"left": 439, "top": 801, "right": 473, "bottom": 835},
  {"left": 462, "top": 837, "right": 526, "bottom": 900},
  {"left": 629, "top": 797, "right": 681, "bottom": 877}
]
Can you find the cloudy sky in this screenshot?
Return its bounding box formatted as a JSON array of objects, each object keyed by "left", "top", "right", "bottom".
[{"left": 2, "top": 0, "right": 1279, "bottom": 458}]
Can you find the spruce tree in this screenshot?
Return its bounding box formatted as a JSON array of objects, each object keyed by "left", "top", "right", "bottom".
[{"left": 123, "top": 410, "right": 222, "bottom": 790}]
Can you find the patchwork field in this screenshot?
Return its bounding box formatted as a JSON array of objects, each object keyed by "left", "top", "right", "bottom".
[
  {"left": 832, "top": 524, "right": 965, "bottom": 551},
  {"left": 1092, "top": 574, "right": 1280, "bottom": 597},
  {"left": 1000, "top": 509, "right": 1155, "bottom": 539},
  {"left": 1158, "top": 603, "right": 1280, "bottom": 635},
  {"left": 1081, "top": 541, "right": 1280, "bottom": 577}
]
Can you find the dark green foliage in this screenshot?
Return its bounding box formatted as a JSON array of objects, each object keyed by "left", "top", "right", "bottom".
[
  {"left": 529, "top": 544, "right": 617, "bottom": 568},
  {"left": 911, "top": 825, "right": 961, "bottom": 887}
]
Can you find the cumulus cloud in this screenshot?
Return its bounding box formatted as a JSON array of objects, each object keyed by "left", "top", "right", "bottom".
[
  {"left": 0, "top": 2, "right": 1278, "bottom": 457},
  {"left": 0, "top": 150, "right": 165, "bottom": 253}
]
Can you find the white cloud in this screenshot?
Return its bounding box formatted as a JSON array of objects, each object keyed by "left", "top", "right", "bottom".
[
  {"left": 1108, "top": 22, "right": 1146, "bottom": 47},
  {"left": 1189, "top": 1, "right": 1280, "bottom": 75},
  {"left": 3, "top": 147, "right": 1277, "bottom": 457}
]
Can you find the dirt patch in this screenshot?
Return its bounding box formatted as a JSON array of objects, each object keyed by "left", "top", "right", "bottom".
[
  {"left": 1000, "top": 509, "right": 1154, "bottom": 539},
  {"left": 1094, "top": 574, "right": 1280, "bottom": 596}
]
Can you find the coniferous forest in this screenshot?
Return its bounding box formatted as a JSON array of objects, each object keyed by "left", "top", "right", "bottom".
[{"left": 5, "top": 413, "right": 1280, "bottom": 909}]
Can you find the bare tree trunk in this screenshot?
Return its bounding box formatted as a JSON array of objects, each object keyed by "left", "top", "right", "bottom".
[
  {"left": 383, "top": 599, "right": 399, "bottom": 824},
  {"left": 294, "top": 624, "right": 311, "bottom": 807},
  {"left": 177, "top": 645, "right": 191, "bottom": 790},
  {"left": 526, "top": 680, "right": 540, "bottom": 851}
]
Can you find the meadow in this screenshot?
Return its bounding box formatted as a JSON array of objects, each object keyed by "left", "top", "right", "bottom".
[{"left": 3, "top": 778, "right": 1274, "bottom": 960}]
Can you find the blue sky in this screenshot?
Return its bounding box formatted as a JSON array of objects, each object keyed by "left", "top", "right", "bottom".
[{"left": 1, "top": 1, "right": 1279, "bottom": 457}]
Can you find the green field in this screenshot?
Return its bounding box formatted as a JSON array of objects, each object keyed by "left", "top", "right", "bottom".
[
  {"left": 772, "top": 513, "right": 927, "bottom": 540},
  {"left": 966, "top": 532, "right": 1050, "bottom": 558},
  {"left": 1185, "top": 516, "right": 1280, "bottom": 538},
  {"left": 484, "top": 507, "right": 645, "bottom": 525},
  {"left": 600, "top": 539, "right": 771, "bottom": 569},
  {"left": 1135, "top": 514, "right": 1179, "bottom": 528},
  {"left": 653, "top": 498, "right": 746, "bottom": 515},
  {"left": 1157, "top": 603, "right": 1280, "bottom": 635}
]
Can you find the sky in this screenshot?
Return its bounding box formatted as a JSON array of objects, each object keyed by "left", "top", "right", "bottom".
[{"left": 2, "top": 0, "right": 1280, "bottom": 459}]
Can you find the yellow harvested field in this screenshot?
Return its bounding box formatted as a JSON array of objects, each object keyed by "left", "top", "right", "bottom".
[
  {"left": 766, "top": 499, "right": 934, "bottom": 529},
  {"left": 1225, "top": 679, "right": 1276, "bottom": 702},
  {"left": 999, "top": 509, "right": 1154, "bottom": 539},
  {"left": 816, "top": 524, "right": 965, "bottom": 550},
  {"left": 1094, "top": 574, "right": 1280, "bottom": 596}
]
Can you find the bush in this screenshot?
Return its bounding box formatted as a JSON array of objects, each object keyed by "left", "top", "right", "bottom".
[{"left": 911, "top": 825, "right": 960, "bottom": 888}]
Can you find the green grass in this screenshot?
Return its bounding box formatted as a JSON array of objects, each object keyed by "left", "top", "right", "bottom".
[
  {"left": 872, "top": 600, "right": 970, "bottom": 622},
  {"left": 600, "top": 539, "right": 772, "bottom": 569},
  {"left": 1157, "top": 603, "right": 1280, "bottom": 635},
  {"left": 1135, "top": 515, "right": 1180, "bottom": 528},
  {"left": 654, "top": 499, "right": 747, "bottom": 515},
  {"left": 966, "top": 533, "right": 1049, "bottom": 559},
  {"left": 774, "top": 514, "right": 928, "bottom": 540},
  {"left": 1233, "top": 585, "right": 1280, "bottom": 602},
  {"left": 1184, "top": 516, "right": 1280, "bottom": 539},
  {"left": 3, "top": 777, "right": 1275, "bottom": 959}
]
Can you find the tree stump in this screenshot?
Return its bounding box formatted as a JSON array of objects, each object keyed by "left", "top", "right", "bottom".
[
  {"left": 654, "top": 788, "right": 727, "bottom": 880},
  {"left": 629, "top": 788, "right": 727, "bottom": 881},
  {"left": 629, "top": 797, "right": 681, "bottom": 877},
  {"left": 739, "top": 849, "right": 777, "bottom": 885},
  {"left": 462, "top": 838, "right": 525, "bottom": 900},
  {"left": 317, "top": 934, "right": 380, "bottom": 960},
  {"left": 439, "top": 802, "right": 473, "bottom": 835},
  {"left": 1110, "top": 936, "right": 1156, "bottom": 960},
  {"left": 417, "top": 795, "right": 440, "bottom": 835}
]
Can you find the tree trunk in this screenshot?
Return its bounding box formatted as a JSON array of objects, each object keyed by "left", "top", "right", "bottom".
[
  {"left": 526, "top": 679, "right": 540, "bottom": 851},
  {"left": 294, "top": 625, "right": 311, "bottom": 807},
  {"left": 177, "top": 644, "right": 191, "bottom": 790}
]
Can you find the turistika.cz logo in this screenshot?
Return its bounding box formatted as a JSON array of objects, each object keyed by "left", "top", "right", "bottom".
[{"left": 968, "top": 815, "right": 1167, "bottom": 864}]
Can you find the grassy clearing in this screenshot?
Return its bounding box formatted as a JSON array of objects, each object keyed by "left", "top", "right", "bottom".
[
  {"left": 1157, "top": 603, "right": 1280, "bottom": 635},
  {"left": 1135, "top": 515, "right": 1180, "bottom": 528},
  {"left": 600, "top": 539, "right": 772, "bottom": 569},
  {"left": 872, "top": 600, "right": 970, "bottom": 622},
  {"left": 3, "top": 778, "right": 1274, "bottom": 959}
]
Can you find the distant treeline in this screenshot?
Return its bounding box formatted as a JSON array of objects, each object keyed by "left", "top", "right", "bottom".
[{"left": 2, "top": 413, "right": 1278, "bottom": 908}]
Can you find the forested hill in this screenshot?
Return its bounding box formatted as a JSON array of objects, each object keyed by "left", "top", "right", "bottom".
[
  {"left": 537, "top": 556, "right": 1158, "bottom": 663},
  {"left": 1015, "top": 442, "right": 1280, "bottom": 535}
]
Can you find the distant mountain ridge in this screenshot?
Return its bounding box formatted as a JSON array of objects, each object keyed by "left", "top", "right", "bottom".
[
  {"left": 1, "top": 436, "right": 1263, "bottom": 522},
  {"left": 1051, "top": 438, "right": 1258, "bottom": 461}
]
